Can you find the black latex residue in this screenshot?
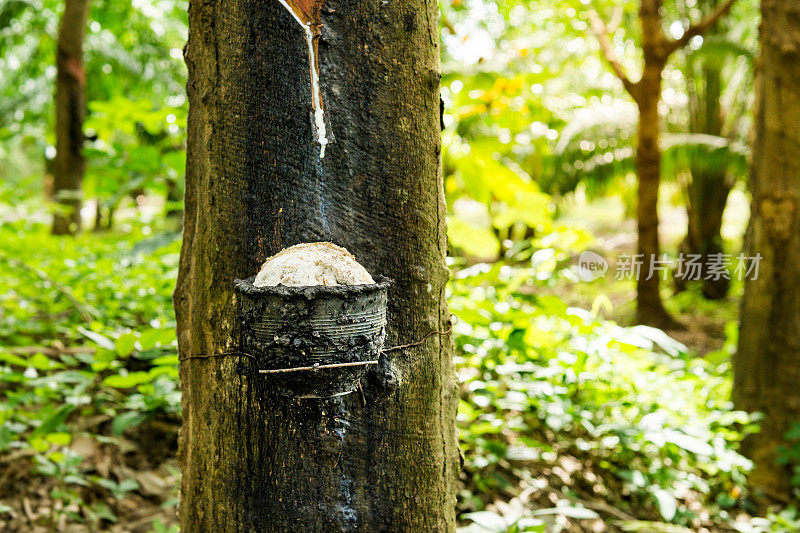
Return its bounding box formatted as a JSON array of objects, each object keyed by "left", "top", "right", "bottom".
[{"left": 235, "top": 276, "right": 390, "bottom": 398}]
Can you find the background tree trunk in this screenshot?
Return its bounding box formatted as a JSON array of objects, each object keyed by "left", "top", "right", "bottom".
[
  {"left": 680, "top": 167, "right": 732, "bottom": 299},
  {"left": 635, "top": 84, "right": 673, "bottom": 327},
  {"left": 635, "top": 0, "right": 676, "bottom": 328},
  {"left": 678, "top": 7, "right": 733, "bottom": 300},
  {"left": 734, "top": 0, "right": 800, "bottom": 497},
  {"left": 52, "top": 0, "right": 90, "bottom": 236},
  {"left": 590, "top": 0, "right": 736, "bottom": 327},
  {"left": 174, "top": 0, "right": 457, "bottom": 531}
]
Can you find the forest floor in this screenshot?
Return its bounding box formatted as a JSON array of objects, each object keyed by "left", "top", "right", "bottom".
[{"left": 0, "top": 421, "right": 180, "bottom": 532}]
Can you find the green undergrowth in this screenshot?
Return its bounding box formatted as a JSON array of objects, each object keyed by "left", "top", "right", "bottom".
[
  {"left": 449, "top": 258, "right": 771, "bottom": 532},
  {"left": 0, "top": 219, "right": 181, "bottom": 530},
  {"left": 0, "top": 218, "right": 790, "bottom": 532}
]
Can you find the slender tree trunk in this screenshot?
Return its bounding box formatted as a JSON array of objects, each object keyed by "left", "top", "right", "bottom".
[
  {"left": 93, "top": 200, "right": 103, "bottom": 232},
  {"left": 52, "top": 0, "right": 90, "bottom": 236},
  {"left": 635, "top": 1, "right": 677, "bottom": 328},
  {"left": 590, "top": 0, "right": 736, "bottom": 326},
  {"left": 635, "top": 83, "right": 672, "bottom": 327},
  {"left": 734, "top": 0, "right": 800, "bottom": 498},
  {"left": 174, "top": 1, "right": 457, "bottom": 531}
]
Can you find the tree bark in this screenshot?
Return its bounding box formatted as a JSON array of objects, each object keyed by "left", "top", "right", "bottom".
[
  {"left": 634, "top": 82, "right": 668, "bottom": 327},
  {"left": 52, "top": 0, "right": 90, "bottom": 236},
  {"left": 734, "top": 0, "right": 800, "bottom": 497},
  {"left": 174, "top": 1, "right": 457, "bottom": 531}
]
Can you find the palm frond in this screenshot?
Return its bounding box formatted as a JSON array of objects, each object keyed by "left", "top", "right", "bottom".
[
  {"left": 661, "top": 132, "right": 749, "bottom": 181},
  {"left": 686, "top": 35, "right": 755, "bottom": 68}
]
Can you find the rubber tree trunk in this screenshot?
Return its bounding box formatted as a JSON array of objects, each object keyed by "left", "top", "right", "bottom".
[
  {"left": 734, "top": 0, "right": 800, "bottom": 498},
  {"left": 174, "top": 1, "right": 457, "bottom": 531},
  {"left": 52, "top": 0, "right": 90, "bottom": 236},
  {"left": 635, "top": 85, "right": 673, "bottom": 327},
  {"left": 590, "top": 0, "right": 737, "bottom": 326}
]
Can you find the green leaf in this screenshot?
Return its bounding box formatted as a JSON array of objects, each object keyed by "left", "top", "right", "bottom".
[
  {"left": 112, "top": 411, "right": 149, "bottom": 436},
  {"left": 448, "top": 217, "right": 500, "bottom": 258},
  {"left": 785, "top": 422, "right": 800, "bottom": 441},
  {"left": 102, "top": 371, "right": 152, "bottom": 389},
  {"left": 28, "top": 352, "right": 64, "bottom": 370},
  {"left": 44, "top": 432, "right": 72, "bottom": 446},
  {"left": 139, "top": 327, "right": 176, "bottom": 351},
  {"left": 115, "top": 333, "right": 137, "bottom": 356},
  {"left": 653, "top": 489, "right": 677, "bottom": 522},
  {"left": 92, "top": 502, "right": 117, "bottom": 523},
  {"left": 152, "top": 354, "right": 179, "bottom": 366},
  {"left": 78, "top": 327, "right": 116, "bottom": 351},
  {"left": 0, "top": 351, "right": 33, "bottom": 368},
  {"left": 0, "top": 424, "right": 16, "bottom": 451},
  {"left": 32, "top": 405, "right": 75, "bottom": 438},
  {"left": 462, "top": 511, "right": 507, "bottom": 532}
]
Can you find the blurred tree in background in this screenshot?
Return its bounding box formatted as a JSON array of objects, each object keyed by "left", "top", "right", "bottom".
[
  {"left": 585, "top": 0, "right": 737, "bottom": 327},
  {"left": 0, "top": 0, "right": 187, "bottom": 229},
  {"left": 51, "top": 0, "right": 90, "bottom": 235},
  {"left": 670, "top": 0, "right": 755, "bottom": 299}
]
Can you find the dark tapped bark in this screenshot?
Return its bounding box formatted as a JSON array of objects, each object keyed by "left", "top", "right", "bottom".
[
  {"left": 734, "top": 0, "right": 800, "bottom": 499},
  {"left": 52, "top": 0, "right": 90, "bottom": 236},
  {"left": 174, "top": 0, "right": 457, "bottom": 531}
]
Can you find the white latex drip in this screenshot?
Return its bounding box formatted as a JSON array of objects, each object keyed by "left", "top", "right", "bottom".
[
  {"left": 278, "top": 0, "right": 328, "bottom": 159},
  {"left": 305, "top": 24, "right": 328, "bottom": 159}
]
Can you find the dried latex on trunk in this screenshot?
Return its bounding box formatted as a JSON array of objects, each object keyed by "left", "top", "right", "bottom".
[{"left": 253, "top": 242, "right": 375, "bottom": 287}]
